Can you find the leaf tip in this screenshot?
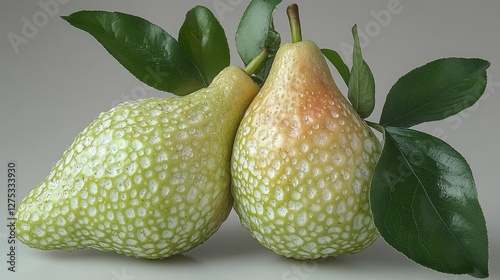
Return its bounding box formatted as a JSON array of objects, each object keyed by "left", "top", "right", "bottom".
[{"left": 469, "top": 261, "right": 489, "bottom": 279}]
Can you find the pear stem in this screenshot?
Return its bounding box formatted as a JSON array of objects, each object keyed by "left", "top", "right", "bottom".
[
  {"left": 244, "top": 48, "right": 268, "bottom": 76},
  {"left": 287, "top": 3, "right": 302, "bottom": 43}
]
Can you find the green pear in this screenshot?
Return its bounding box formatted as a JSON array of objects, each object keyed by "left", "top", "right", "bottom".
[
  {"left": 16, "top": 66, "right": 259, "bottom": 259},
  {"left": 231, "top": 41, "right": 381, "bottom": 259}
]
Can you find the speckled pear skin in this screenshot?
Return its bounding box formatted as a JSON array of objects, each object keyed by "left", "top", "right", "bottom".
[
  {"left": 16, "top": 66, "right": 259, "bottom": 259},
  {"left": 231, "top": 41, "right": 381, "bottom": 259}
]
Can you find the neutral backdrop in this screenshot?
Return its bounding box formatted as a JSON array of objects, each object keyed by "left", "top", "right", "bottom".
[{"left": 1, "top": 0, "right": 499, "bottom": 279}]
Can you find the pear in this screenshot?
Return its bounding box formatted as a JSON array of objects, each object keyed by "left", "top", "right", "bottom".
[
  {"left": 231, "top": 40, "right": 381, "bottom": 259},
  {"left": 16, "top": 66, "right": 259, "bottom": 259}
]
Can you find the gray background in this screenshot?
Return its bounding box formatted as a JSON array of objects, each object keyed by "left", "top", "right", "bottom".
[{"left": 1, "top": 0, "right": 499, "bottom": 279}]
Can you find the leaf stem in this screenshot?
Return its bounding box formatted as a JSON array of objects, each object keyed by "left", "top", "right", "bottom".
[
  {"left": 244, "top": 48, "right": 268, "bottom": 76},
  {"left": 366, "top": 120, "right": 385, "bottom": 134},
  {"left": 287, "top": 4, "right": 302, "bottom": 43}
]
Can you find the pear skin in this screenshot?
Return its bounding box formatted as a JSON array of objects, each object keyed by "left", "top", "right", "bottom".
[
  {"left": 16, "top": 66, "right": 259, "bottom": 259},
  {"left": 231, "top": 41, "right": 381, "bottom": 259}
]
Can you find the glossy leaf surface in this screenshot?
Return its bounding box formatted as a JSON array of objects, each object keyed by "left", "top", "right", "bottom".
[
  {"left": 179, "top": 6, "right": 230, "bottom": 85},
  {"left": 380, "top": 58, "right": 489, "bottom": 127},
  {"left": 63, "top": 11, "right": 205, "bottom": 95},
  {"left": 371, "top": 126, "right": 489, "bottom": 278}
]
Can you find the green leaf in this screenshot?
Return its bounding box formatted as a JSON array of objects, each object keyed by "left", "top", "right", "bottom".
[
  {"left": 321, "top": 48, "right": 350, "bottom": 85},
  {"left": 236, "top": 0, "right": 282, "bottom": 82},
  {"left": 348, "top": 25, "right": 376, "bottom": 119},
  {"left": 380, "top": 58, "right": 490, "bottom": 127},
  {"left": 178, "top": 6, "right": 230, "bottom": 85},
  {"left": 62, "top": 11, "right": 205, "bottom": 96},
  {"left": 371, "top": 126, "right": 489, "bottom": 278}
]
